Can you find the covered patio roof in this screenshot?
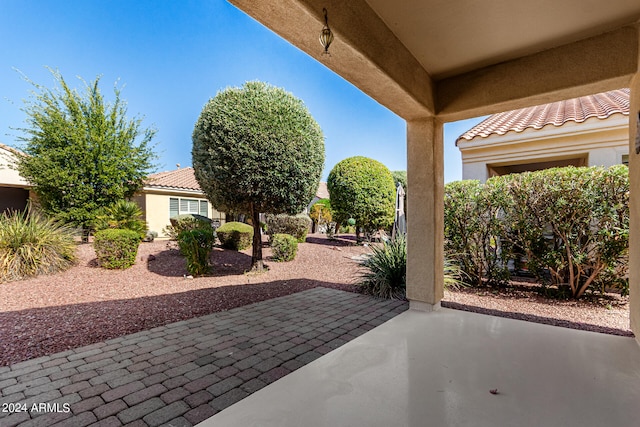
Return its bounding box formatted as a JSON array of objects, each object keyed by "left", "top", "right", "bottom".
[{"left": 228, "top": 0, "right": 640, "bottom": 343}]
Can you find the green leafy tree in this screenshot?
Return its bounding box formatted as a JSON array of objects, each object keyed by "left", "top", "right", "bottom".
[
  {"left": 391, "top": 170, "right": 407, "bottom": 191},
  {"left": 192, "top": 81, "right": 325, "bottom": 270},
  {"left": 16, "top": 70, "right": 157, "bottom": 239},
  {"left": 327, "top": 156, "right": 395, "bottom": 241}
]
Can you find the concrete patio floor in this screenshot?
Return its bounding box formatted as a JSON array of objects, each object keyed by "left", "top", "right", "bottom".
[
  {"left": 0, "top": 288, "right": 407, "bottom": 427},
  {"left": 201, "top": 306, "right": 640, "bottom": 427}
]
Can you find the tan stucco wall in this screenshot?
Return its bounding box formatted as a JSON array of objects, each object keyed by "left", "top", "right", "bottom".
[
  {"left": 459, "top": 115, "right": 629, "bottom": 181},
  {"left": 0, "top": 147, "right": 29, "bottom": 187},
  {"left": 136, "top": 191, "right": 225, "bottom": 238},
  {"left": 629, "top": 73, "right": 640, "bottom": 340}
]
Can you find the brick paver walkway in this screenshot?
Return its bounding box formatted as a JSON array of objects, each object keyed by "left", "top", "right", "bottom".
[{"left": 0, "top": 288, "right": 407, "bottom": 427}]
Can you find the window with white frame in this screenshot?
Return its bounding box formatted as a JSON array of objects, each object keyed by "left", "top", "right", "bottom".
[{"left": 169, "top": 197, "right": 208, "bottom": 218}]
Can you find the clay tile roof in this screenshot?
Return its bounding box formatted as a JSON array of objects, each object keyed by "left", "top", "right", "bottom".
[
  {"left": 316, "top": 182, "right": 329, "bottom": 199},
  {"left": 146, "top": 167, "right": 201, "bottom": 191},
  {"left": 457, "top": 88, "right": 630, "bottom": 144},
  {"left": 0, "top": 142, "right": 26, "bottom": 157}
]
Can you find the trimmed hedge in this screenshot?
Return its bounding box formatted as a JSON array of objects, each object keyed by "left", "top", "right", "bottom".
[
  {"left": 444, "top": 165, "right": 629, "bottom": 298},
  {"left": 94, "top": 228, "right": 141, "bottom": 269},
  {"left": 271, "top": 233, "right": 298, "bottom": 261},
  {"left": 217, "top": 221, "right": 253, "bottom": 250},
  {"left": 265, "top": 214, "right": 311, "bottom": 243}
]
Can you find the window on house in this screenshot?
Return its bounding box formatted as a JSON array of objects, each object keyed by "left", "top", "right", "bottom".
[
  {"left": 169, "top": 197, "right": 208, "bottom": 218},
  {"left": 622, "top": 154, "right": 629, "bottom": 166}
]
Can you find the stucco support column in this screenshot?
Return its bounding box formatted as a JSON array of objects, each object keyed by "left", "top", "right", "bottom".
[
  {"left": 406, "top": 118, "right": 444, "bottom": 311},
  {"left": 629, "top": 73, "right": 640, "bottom": 343}
]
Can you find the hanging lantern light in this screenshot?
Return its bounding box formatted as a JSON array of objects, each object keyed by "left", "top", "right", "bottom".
[{"left": 319, "top": 8, "right": 334, "bottom": 55}]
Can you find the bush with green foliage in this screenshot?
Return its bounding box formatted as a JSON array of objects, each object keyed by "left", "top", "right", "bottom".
[
  {"left": 444, "top": 165, "right": 629, "bottom": 298},
  {"left": 271, "top": 233, "right": 298, "bottom": 262},
  {"left": 94, "top": 228, "right": 141, "bottom": 269},
  {"left": 503, "top": 166, "right": 628, "bottom": 298},
  {"left": 178, "top": 228, "right": 216, "bottom": 276},
  {"left": 165, "top": 214, "right": 214, "bottom": 241},
  {"left": 93, "top": 200, "right": 147, "bottom": 239},
  {"left": 216, "top": 221, "right": 254, "bottom": 250},
  {"left": 444, "top": 179, "right": 512, "bottom": 287},
  {"left": 16, "top": 69, "right": 157, "bottom": 239},
  {"left": 192, "top": 81, "right": 324, "bottom": 270},
  {"left": 327, "top": 156, "right": 395, "bottom": 241},
  {"left": 0, "top": 210, "right": 77, "bottom": 283},
  {"left": 265, "top": 214, "right": 311, "bottom": 243}
]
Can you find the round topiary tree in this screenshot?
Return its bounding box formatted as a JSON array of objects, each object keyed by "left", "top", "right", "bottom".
[
  {"left": 192, "top": 81, "right": 325, "bottom": 270},
  {"left": 327, "top": 156, "right": 395, "bottom": 241}
]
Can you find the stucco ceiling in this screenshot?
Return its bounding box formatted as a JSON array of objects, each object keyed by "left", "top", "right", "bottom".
[{"left": 365, "top": 0, "right": 640, "bottom": 79}]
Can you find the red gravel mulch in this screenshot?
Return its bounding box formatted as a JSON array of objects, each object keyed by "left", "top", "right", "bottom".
[{"left": 0, "top": 233, "right": 632, "bottom": 366}]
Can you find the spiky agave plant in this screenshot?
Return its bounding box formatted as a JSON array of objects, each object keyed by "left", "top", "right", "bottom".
[
  {"left": 357, "top": 235, "right": 407, "bottom": 299},
  {"left": 0, "top": 209, "right": 77, "bottom": 282},
  {"left": 357, "top": 235, "right": 467, "bottom": 299}
]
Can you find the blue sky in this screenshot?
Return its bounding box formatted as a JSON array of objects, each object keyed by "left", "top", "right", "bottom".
[{"left": 0, "top": 0, "right": 484, "bottom": 182}]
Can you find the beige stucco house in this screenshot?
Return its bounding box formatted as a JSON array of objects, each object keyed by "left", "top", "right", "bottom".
[
  {"left": 457, "top": 89, "right": 630, "bottom": 181},
  {"left": 0, "top": 143, "right": 31, "bottom": 214},
  {"left": 133, "top": 167, "right": 226, "bottom": 238}
]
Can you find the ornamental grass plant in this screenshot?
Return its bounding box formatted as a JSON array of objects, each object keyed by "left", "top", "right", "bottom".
[
  {"left": 357, "top": 234, "right": 465, "bottom": 299},
  {"left": 0, "top": 209, "right": 77, "bottom": 283}
]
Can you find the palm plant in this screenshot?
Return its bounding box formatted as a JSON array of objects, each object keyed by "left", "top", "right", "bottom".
[
  {"left": 0, "top": 209, "right": 77, "bottom": 282},
  {"left": 93, "top": 200, "right": 147, "bottom": 238}
]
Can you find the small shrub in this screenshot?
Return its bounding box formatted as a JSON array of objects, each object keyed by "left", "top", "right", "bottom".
[
  {"left": 93, "top": 200, "right": 147, "bottom": 239},
  {"left": 94, "top": 229, "right": 141, "bottom": 269},
  {"left": 265, "top": 214, "right": 311, "bottom": 243},
  {"left": 217, "top": 221, "right": 253, "bottom": 250},
  {"left": 357, "top": 235, "right": 466, "bottom": 299},
  {"left": 178, "top": 228, "right": 215, "bottom": 276},
  {"left": 164, "top": 214, "right": 214, "bottom": 244},
  {"left": 357, "top": 235, "right": 407, "bottom": 299},
  {"left": 271, "top": 234, "right": 298, "bottom": 262},
  {"left": 0, "top": 210, "right": 77, "bottom": 282}
]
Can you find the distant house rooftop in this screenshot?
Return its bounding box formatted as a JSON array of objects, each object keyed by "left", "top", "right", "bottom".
[
  {"left": 146, "top": 167, "right": 201, "bottom": 191},
  {"left": 0, "top": 142, "right": 26, "bottom": 157},
  {"left": 457, "top": 88, "right": 630, "bottom": 144}
]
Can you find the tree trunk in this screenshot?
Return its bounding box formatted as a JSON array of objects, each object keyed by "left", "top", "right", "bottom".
[{"left": 250, "top": 204, "right": 265, "bottom": 271}]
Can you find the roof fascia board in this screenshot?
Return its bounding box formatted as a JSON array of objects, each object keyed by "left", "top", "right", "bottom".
[{"left": 436, "top": 25, "right": 639, "bottom": 122}]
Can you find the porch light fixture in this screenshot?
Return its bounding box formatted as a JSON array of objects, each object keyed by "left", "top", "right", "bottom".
[{"left": 319, "top": 8, "right": 334, "bottom": 55}]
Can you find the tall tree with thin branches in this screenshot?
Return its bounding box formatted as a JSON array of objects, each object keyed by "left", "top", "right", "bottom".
[{"left": 16, "top": 70, "right": 157, "bottom": 238}]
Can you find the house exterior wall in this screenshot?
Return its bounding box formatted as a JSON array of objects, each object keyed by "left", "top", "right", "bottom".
[
  {"left": 136, "top": 189, "right": 226, "bottom": 238},
  {"left": 0, "top": 147, "right": 28, "bottom": 188},
  {"left": 0, "top": 146, "right": 30, "bottom": 213},
  {"left": 459, "top": 115, "right": 629, "bottom": 182}
]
